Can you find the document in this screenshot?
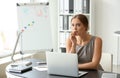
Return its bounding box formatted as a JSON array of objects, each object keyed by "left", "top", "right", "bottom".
[
  {"left": 9, "top": 65, "right": 32, "bottom": 73},
  {"left": 33, "top": 65, "right": 47, "bottom": 71},
  {"left": 102, "top": 73, "right": 117, "bottom": 78}
]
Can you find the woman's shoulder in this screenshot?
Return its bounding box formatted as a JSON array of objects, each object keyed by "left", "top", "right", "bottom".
[
  {"left": 93, "top": 36, "right": 102, "bottom": 43},
  {"left": 95, "top": 36, "right": 102, "bottom": 40},
  {"left": 89, "top": 35, "right": 102, "bottom": 44},
  {"left": 91, "top": 35, "right": 102, "bottom": 40}
]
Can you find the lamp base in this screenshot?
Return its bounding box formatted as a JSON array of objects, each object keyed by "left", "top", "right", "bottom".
[
  {"left": 11, "top": 60, "right": 32, "bottom": 67},
  {"left": 8, "top": 60, "right": 32, "bottom": 73}
]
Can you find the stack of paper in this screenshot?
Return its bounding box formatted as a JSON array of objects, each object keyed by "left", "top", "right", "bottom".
[
  {"left": 102, "top": 73, "right": 117, "bottom": 78},
  {"left": 9, "top": 65, "right": 32, "bottom": 73},
  {"left": 33, "top": 65, "right": 47, "bottom": 71}
]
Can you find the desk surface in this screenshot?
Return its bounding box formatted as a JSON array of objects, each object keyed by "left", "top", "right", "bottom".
[{"left": 6, "top": 59, "right": 120, "bottom": 78}]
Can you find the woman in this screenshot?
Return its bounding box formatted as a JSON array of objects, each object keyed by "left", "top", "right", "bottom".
[{"left": 66, "top": 14, "right": 103, "bottom": 70}]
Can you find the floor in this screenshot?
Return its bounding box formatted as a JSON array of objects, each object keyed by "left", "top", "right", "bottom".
[{"left": 113, "top": 65, "right": 120, "bottom": 73}]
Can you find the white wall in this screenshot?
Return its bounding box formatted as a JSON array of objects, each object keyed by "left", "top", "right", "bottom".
[{"left": 95, "top": 0, "right": 120, "bottom": 65}]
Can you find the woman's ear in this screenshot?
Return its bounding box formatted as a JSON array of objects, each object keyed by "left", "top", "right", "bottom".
[{"left": 85, "top": 26, "right": 89, "bottom": 31}]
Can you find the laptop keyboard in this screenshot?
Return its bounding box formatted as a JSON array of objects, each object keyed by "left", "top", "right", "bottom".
[
  {"left": 78, "top": 71, "right": 88, "bottom": 76},
  {"left": 78, "top": 71, "right": 81, "bottom": 75}
]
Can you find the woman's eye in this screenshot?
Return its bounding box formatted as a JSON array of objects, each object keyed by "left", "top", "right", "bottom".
[
  {"left": 71, "top": 24, "right": 74, "bottom": 27},
  {"left": 71, "top": 23, "right": 80, "bottom": 27},
  {"left": 76, "top": 24, "right": 80, "bottom": 26}
]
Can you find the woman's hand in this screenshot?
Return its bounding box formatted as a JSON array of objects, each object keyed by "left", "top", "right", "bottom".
[{"left": 70, "top": 30, "right": 77, "bottom": 46}]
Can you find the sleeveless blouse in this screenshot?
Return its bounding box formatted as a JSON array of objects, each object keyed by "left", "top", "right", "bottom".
[{"left": 76, "top": 36, "right": 103, "bottom": 70}]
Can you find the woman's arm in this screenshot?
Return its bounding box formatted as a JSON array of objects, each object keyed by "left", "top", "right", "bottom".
[
  {"left": 66, "top": 36, "right": 76, "bottom": 53},
  {"left": 78, "top": 37, "right": 102, "bottom": 70},
  {"left": 66, "top": 35, "right": 76, "bottom": 53},
  {"left": 66, "top": 30, "right": 78, "bottom": 53}
]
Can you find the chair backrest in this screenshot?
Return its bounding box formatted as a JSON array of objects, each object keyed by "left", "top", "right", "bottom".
[{"left": 100, "top": 52, "right": 113, "bottom": 72}]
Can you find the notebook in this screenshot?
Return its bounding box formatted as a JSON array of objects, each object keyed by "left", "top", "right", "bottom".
[
  {"left": 9, "top": 65, "right": 32, "bottom": 73},
  {"left": 46, "top": 52, "right": 88, "bottom": 77}
]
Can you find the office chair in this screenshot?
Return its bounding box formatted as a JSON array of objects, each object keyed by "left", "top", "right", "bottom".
[{"left": 100, "top": 52, "right": 113, "bottom": 72}]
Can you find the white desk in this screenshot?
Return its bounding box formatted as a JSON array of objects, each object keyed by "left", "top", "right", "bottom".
[{"left": 6, "top": 59, "right": 120, "bottom": 78}]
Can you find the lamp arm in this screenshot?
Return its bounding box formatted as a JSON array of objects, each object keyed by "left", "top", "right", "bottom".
[{"left": 11, "top": 31, "right": 23, "bottom": 62}]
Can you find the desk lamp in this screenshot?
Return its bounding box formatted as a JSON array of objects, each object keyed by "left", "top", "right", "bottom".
[{"left": 11, "top": 21, "right": 34, "bottom": 65}]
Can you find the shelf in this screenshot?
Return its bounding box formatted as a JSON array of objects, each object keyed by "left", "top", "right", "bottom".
[
  {"left": 59, "top": 13, "right": 90, "bottom": 16},
  {"left": 58, "top": 0, "right": 94, "bottom": 52},
  {"left": 59, "top": 30, "right": 71, "bottom": 33}
]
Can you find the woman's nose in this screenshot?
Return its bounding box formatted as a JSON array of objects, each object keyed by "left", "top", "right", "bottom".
[{"left": 73, "top": 26, "right": 77, "bottom": 30}]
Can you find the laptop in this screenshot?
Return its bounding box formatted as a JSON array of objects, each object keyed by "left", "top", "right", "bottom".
[{"left": 46, "top": 52, "right": 88, "bottom": 77}]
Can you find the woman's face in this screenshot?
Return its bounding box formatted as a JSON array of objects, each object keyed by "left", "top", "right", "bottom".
[{"left": 71, "top": 18, "right": 86, "bottom": 36}]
